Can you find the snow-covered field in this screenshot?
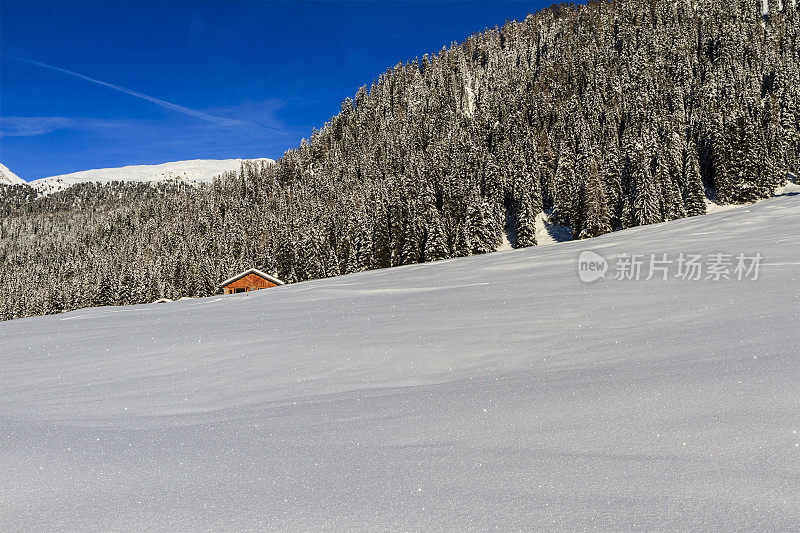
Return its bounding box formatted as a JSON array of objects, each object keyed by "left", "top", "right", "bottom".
[
  {"left": 1, "top": 192, "right": 798, "bottom": 530},
  {"left": 27, "top": 158, "right": 274, "bottom": 195}
]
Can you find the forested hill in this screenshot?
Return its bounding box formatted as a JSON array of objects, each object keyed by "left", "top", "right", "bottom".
[{"left": 2, "top": 0, "right": 798, "bottom": 321}]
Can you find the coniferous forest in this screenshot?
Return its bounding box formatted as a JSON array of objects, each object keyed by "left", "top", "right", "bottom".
[{"left": 1, "top": 0, "right": 798, "bottom": 321}]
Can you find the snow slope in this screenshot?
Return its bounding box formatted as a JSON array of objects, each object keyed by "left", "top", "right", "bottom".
[
  {"left": 1, "top": 192, "right": 799, "bottom": 530},
  {"left": 29, "top": 158, "right": 274, "bottom": 195},
  {"left": 0, "top": 163, "right": 26, "bottom": 186}
]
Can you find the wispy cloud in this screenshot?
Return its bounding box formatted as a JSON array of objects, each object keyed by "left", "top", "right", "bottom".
[
  {"left": 0, "top": 116, "right": 143, "bottom": 138},
  {"left": 0, "top": 116, "right": 75, "bottom": 137},
  {"left": 206, "top": 98, "right": 302, "bottom": 137},
  {"left": 8, "top": 55, "right": 251, "bottom": 129}
]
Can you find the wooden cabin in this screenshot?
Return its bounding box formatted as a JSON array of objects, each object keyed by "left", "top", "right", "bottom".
[{"left": 220, "top": 268, "right": 285, "bottom": 294}]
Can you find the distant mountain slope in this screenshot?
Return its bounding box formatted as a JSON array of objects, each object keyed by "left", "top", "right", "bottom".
[
  {"left": 29, "top": 158, "right": 274, "bottom": 195},
  {"left": 1, "top": 192, "right": 798, "bottom": 530},
  {"left": 0, "top": 163, "right": 26, "bottom": 186}
]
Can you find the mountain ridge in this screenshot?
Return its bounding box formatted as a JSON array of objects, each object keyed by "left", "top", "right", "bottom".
[{"left": 3, "top": 158, "right": 275, "bottom": 195}]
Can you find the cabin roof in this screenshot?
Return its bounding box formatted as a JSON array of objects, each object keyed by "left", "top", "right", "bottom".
[{"left": 219, "top": 268, "right": 285, "bottom": 288}]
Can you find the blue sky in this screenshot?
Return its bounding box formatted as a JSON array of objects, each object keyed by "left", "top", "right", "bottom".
[{"left": 1, "top": 1, "right": 554, "bottom": 180}]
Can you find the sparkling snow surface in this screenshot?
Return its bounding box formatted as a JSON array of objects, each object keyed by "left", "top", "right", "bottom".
[
  {"left": 1, "top": 194, "right": 799, "bottom": 530},
  {"left": 29, "top": 158, "right": 274, "bottom": 195}
]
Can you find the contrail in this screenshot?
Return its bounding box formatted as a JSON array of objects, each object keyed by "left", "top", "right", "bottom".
[{"left": 11, "top": 56, "right": 250, "bottom": 129}]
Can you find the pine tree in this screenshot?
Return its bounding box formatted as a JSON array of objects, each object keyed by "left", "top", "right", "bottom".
[
  {"left": 683, "top": 145, "right": 708, "bottom": 216},
  {"left": 95, "top": 274, "right": 116, "bottom": 307},
  {"left": 514, "top": 194, "right": 538, "bottom": 248},
  {"left": 576, "top": 165, "right": 611, "bottom": 239},
  {"left": 464, "top": 195, "right": 496, "bottom": 255},
  {"left": 424, "top": 211, "right": 450, "bottom": 261},
  {"left": 551, "top": 144, "right": 576, "bottom": 227}
]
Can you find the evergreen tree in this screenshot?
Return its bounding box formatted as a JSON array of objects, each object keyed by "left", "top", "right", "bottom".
[
  {"left": 514, "top": 194, "right": 538, "bottom": 248},
  {"left": 683, "top": 145, "right": 708, "bottom": 216},
  {"left": 424, "top": 211, "right": 450, "bottom": 261}
]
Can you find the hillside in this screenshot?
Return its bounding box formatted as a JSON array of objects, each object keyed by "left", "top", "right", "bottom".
[
  {"left": 1, "top": 0, "right": 798, "bottom": 322},
  {"left": 0, "top": 163, "right": 26, "bottom": 186},
  {"left": 1, "top": 191, "right": 798, "bottom": 529},
  {"left": 28, "top": 158, "right": 274, "bottom": 195}
]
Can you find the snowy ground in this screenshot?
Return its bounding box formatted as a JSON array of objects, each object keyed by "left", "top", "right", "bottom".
[
  {"left": 498, "top": 209, "right": 570, "bottom": 251},
  {"left": 534, "top": 210, "right": 573, "bottom": 245},
  {"left": 1, "top": 192, "right": 799, "bottom": 529}
]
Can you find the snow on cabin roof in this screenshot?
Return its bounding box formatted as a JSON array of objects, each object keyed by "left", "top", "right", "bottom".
[{"left": 219, "top": 268, "right": 285, "bottom": 288}]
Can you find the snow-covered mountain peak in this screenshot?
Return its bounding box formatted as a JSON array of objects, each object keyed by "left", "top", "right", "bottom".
[
  {"left": 29, "top": 158, "right": 274, "bottom": 195},
  {"left": 0, "top": 163, "right": 27, "bottom": 186}
]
